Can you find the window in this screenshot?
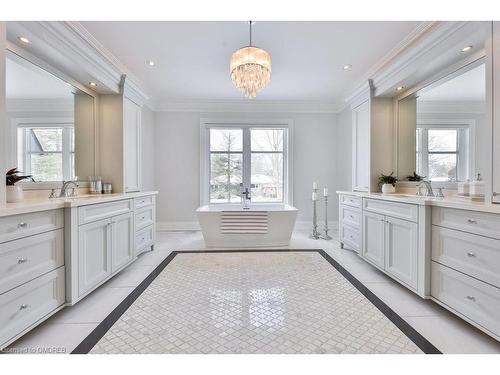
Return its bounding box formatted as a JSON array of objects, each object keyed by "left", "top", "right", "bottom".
[
  {"left": 202, "top": 121, "right": 291, "bottom": 204},
  {"left": 416, "top": 124, "right": 471, "bottom": 182},
  {"left": 17, "top": 123, "right": 75, "bottom": 182}
]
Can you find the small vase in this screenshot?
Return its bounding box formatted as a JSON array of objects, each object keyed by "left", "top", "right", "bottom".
[
  {"left": 381, "top": 184, "right": 396, "bottom": 194},
  {"left": 6, "top": 185, "right": 24, "bottom": 203}
]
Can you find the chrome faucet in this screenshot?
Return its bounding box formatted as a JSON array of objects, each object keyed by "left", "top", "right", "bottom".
[
  {"left": 416, "top": 180, "right": 434, "bottom": 197},
  {"left": 59, "top": 180, "right": 79, "bottom": 198},
  {"left": 241, "top": 187, "right": 251, "bottom": 209}
]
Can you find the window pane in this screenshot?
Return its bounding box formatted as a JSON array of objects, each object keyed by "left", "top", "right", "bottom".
[
  {"left": 251, "top": 153, "right": 283, "bottom": 202},
  {"left": 210, "top": 129, "right": 242, "bottom": 152},
  {"left": 251, "top": 129, "right": 284, "bottom": 151},
  {"left": 32, "top": 128, "right": 63, "bottom": 152},
  {"left": 428, "top": 129, "right": 457, "bottom": 152},
  {"left": 428, "top": 154, "right": 456, "bottom": 181},
  {"left": 210, "top": 153, "right": 242, "bottom": 203},
  {"left": 31, "top": 153, "right": 62, "bottom": 181}
]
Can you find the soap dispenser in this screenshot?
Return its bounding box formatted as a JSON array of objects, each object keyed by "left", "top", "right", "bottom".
[{"left": 470, "top": 173, "right": 485, "bottom": 201}]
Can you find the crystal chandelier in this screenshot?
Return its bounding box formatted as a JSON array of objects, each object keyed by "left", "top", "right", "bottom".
[{"left": 230, "top": 21, "right": 271, "bottom": 99}]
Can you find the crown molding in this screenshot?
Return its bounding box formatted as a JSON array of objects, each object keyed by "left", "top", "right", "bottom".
[
  {"left": 6, "top": 21, "right": 149, "bottom": 103},
  {"left": 343, "top": 21, "right": 480, "bottom": 103},
  {"left": 152, "top": 98, "right": 343, "bottom": 114}
]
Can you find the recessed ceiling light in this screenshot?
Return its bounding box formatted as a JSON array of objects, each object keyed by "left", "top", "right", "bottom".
[
  {"left": 146, "top": 60, "right": 155, "bottom": 67},
  {"left": 343, "top": 64, "right": 352, "bottom": 70},
  {"left": 396, "top": 86, "right": 404, "bottom": 91},
  {"left": 461, "top": 45, "right": 473, "bottom": 52},
  {"left": 18, "top": 36, "right": 30, "bottom": 44},
  {"left": 89, "top": 82, "right": 97, "bottom": 87}
]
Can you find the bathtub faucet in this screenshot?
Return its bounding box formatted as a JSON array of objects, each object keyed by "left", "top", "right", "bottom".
[{"left": 242, "top": 188, "right": 251, "bottom": 209}]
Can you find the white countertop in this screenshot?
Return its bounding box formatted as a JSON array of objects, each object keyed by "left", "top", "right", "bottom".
[
  {"left": 336, "top": 190, "right": 500, "bottom": 214},
  {"left": 0, "top": 191, "right": 158, "bottom": 217}
]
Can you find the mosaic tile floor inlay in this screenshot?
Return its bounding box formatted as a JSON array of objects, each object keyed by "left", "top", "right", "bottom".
[{"left": 90, "top": 251, "right": 423, "bottom": 354}]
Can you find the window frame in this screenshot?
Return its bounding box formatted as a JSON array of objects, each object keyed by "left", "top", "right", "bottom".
[
  {"left": 200, "top": 119, "right": 293, "bottom": 206},
  {"left": 416, "top": 119, "right": 475, "bottom": 182},
  {"left": 13, "top": 118, "right": 75, "bottom": 182}
]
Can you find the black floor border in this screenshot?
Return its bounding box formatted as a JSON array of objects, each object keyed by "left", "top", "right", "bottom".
[{"left": 72, "top": 248, "right": 440, "bottom": 354}]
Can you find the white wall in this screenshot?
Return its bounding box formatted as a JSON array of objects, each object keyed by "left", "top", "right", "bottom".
[
  {"left": 335, "top": 106, "right": 352, "bottom": 191},
  {"left": 141, "top": 106, "right": 156, "bottom": 190},
  {"left": 154, "top": 111, "right": 338, "bottom": 228}
]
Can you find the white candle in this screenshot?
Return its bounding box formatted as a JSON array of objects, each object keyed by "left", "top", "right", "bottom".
[
  {"left": 312, "top": 192, "right": 317, "bottom": 201},
  {"left": 323, "top": 187, "right": 328, "bottom": 197},
  {"left": 312, "top": 181, "right": 317, "bottom": 189}
]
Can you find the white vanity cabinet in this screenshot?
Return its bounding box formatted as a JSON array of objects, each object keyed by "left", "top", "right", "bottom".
[
  {"left": 338, "top": 192, "right": 428, "bottom": 296},
  {"left": 431, "top": 206, "right": 500, "bottom": 340},
  {"left": 71, "top": 199, "right": 135, "bottom": 301},
  {"left": 66, "top": 193, "right": 157, "bottom": 304},
  {"left": 362, "top": 200, "right": 419, "bottom": 290},
  {"left": 0, "top": 209, "right": 65, "bottom": 349}
]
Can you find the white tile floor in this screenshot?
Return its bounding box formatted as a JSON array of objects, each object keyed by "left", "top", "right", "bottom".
[{"left": 7, "top": 229, "right": 500, "bottom": 354}]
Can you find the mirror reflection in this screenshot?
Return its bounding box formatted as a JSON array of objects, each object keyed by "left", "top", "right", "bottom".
[
  {"left": 5, "top": 52, "right": 95, "bottom": 183},
  {"left": 398, "top": 62, "right": 486, "bottom": 182}
]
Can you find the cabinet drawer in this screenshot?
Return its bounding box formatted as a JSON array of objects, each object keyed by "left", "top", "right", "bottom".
[
  {"left": 340, "top": 224, "right": 360, "bottom": 252},
  {"left": 0, "top": 209, "right": 63, "bottom": 244},
  {"left": 136, "top": 224, "right": 154, "bottom": 253},
  {"left": 340, "top": 205, "right": 361, "bottom": 229},
  {"left": 340, "top": 195, "right": 361, "bottom": 208},
  {"left": 432, "top": 207, "right": 500, "bottom": 239},
  {"left": 431, "top": 262, "right": 500, "bottom": 338},
  {"left": 432, "top": 226, "right": 500, "bottom": 288},
  {"left": 135, "top": 195, "right": 154, "bottom": 209},
  {"left": 0, "top": 267, "right": 65, "bottom": 347},
  {"left": 135, "top": 207, "right": 154, "bottom": 231},
  {"left": 0, "top": 229, "right": 64, "bottom": 295},
  {"left": 78, "top": 199, "right": 132, "bottom": 225},
  {"left": 363, "top": 198, "right": 418, "bottom": 222}
]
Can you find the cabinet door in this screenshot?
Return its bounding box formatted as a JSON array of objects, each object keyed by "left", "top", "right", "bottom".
[
  {"left": 493, "top": 22, "right": 500, "bottom": 202},
  {"left": 111, "top": 212, "right": 134, "bottom": 272},
  {"left": 352, "top": 100, "right": 370, "bottom": 192},
  {"left": 78, "top": 218, "right": 112, "bottom": 296},
  {"left": 362, "top": 211, "right": 385, "bottom": 268},
  {"left": 123, "top": 97, "right": 141, "bottom": 192},
  {"left": 385, "top": 216, "right": 418, "bottom": 289}
]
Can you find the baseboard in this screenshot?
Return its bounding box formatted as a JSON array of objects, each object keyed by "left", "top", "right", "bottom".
[
  {"left": 156, "top": 220, "right": 339, "bottom": 232},
  {"left": 157, "top": 221, "right": 201, "bottom": 231}
]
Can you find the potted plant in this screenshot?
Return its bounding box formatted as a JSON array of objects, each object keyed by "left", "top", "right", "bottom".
[
  {"left": 378, "top": 172, "right": 398, "bottom": 194},
  {"left": 6, "top": 168, "right": 33, "bottom": 203}
]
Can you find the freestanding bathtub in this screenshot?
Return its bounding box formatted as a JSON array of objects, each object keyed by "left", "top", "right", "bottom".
[{"left": 196, "top": 204, "right": 298, "bottom": 248}]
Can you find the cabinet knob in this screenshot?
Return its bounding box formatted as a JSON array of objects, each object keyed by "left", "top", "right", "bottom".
[
  {"left": 18, "top": 222, "right": 28, "bottom": 228},
  {"left": 17, "top": 258, "right": 28, "bottom": 264},
  {"left": 467, "top": 252, "right": 476, "bottom": 257},
  {"left": 467, "top": 219, "right": 477, "bottom": 224},
  {"left": 19, "top": 304, "right": 30, "bottom": 310},
  {"left": 465, "top": 295, "right": 476, "bottom": 301}
]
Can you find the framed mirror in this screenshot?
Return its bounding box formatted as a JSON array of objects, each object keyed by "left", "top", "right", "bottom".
[
  {"left": 396, "top": 59, "right": 486, "bottom": 184},
  {"left": 5, "top": 51, "right": 96, "bottom": 186}
]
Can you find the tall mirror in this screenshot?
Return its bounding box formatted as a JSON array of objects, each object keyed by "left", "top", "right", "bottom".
[
  {"left": 5, "top": 51, "right": 96, "bottom": 184},
  {"left": 397, "top": 60, "right": 486, "bottom": 183}
]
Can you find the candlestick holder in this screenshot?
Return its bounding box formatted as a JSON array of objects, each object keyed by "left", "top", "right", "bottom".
[
  {"left": 309, "top": 188, "right": 320, "bottom": 239},
  {"left": 320, "top": 195, "right": 332, "bottom": 240}
]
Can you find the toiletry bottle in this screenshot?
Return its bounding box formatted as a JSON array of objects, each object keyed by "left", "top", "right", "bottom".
[{"left": 470, "top": 173, "right": 485, "bottom": 201}]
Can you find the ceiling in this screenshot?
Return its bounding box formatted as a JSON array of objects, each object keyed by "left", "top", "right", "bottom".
[
  {"left": 6, "top": 54, "right": 74, "bottom": 99},
  {"left": 418, "top": 63, "right": 485, "bottom": 102},
  {"left": 80, "top": 21, "right": 422, "bottom": 109}
]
